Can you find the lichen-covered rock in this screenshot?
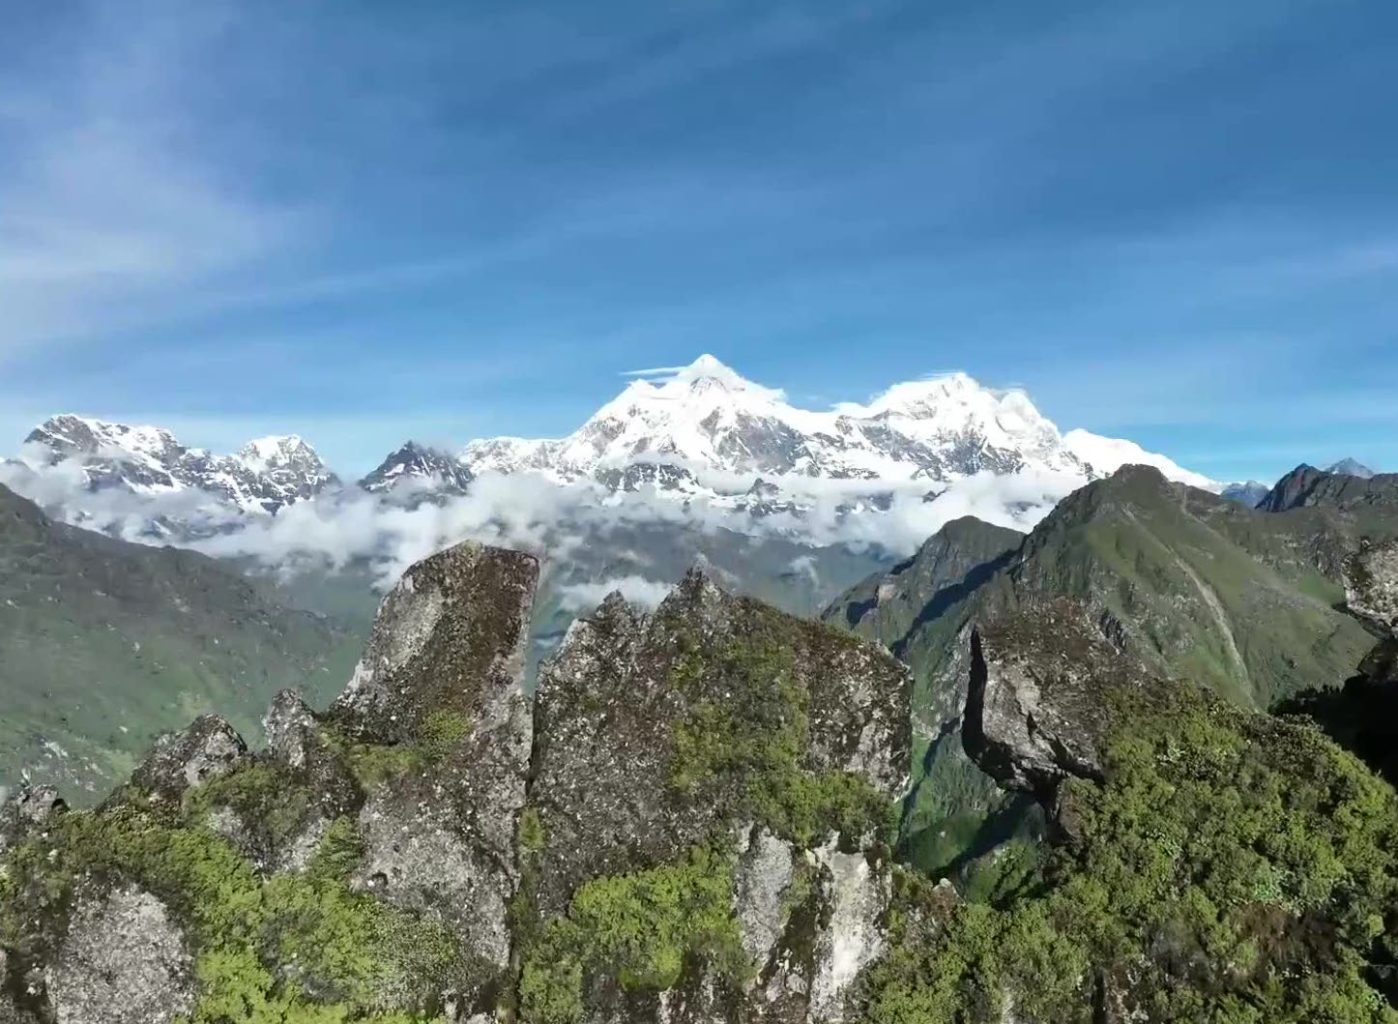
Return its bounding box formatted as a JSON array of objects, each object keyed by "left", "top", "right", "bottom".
[
  {"left": 126, "top": 714, "right": 247, "bottom": 802},
  {"left": 530, "top": 571, "right": 910, "bottom": 917},
  {"left": 44, "top": 887, "right": 194, "bottom": 1024},
  {"left": 0, "top": 785, "right": 64, "bottom": 856},
  {"left": 263, "top": 687, "right": 320, "bottom": 769},
  {"left": 331, "top": 540, "right": 538, "bottom": 745},
  {"left": 962, "top": 598, "right": 1161, "bottom": 798},
  {"left": 1345, "top": 537, "right": 1398, "bottom": 634}
]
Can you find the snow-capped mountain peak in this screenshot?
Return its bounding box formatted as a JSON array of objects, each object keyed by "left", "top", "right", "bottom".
[
  {"left": 238, "top": 435, "right": 313, "bottom": 471},
  {"left": 461, "top": 356, "right": 1213, "bottom": 495},
  {"left": 360, "top": 441, "right": 473, "bottom": 495},
  {"left": 1061, "top": 429, "right": 1216, "bottom": 491},
  {"left": 19, "top": 416, "right": 338, "bottom": 513}
]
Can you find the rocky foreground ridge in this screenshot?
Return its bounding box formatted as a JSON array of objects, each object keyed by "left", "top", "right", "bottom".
[
  {"left": 4, "top": 533, "right": 1398, "bottom": 1023},
  {"left": 0, "top": 541, "right": 912, "bottom": 1024}
]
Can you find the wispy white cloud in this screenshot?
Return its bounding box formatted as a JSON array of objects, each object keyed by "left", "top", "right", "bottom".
[{"left": 0, "top": 4, "right": 306, "bottom": 361}]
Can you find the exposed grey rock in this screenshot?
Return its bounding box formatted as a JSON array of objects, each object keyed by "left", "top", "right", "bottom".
[
  {"left": 963, "top": 598, "right": 1159, "bottom": 798},
  {"left": 733, "top": 828, "right": 797, "bottom": 968},
  {"left": 263, "top": 688, "right": 319, "bottom": 769},
  {"left": 0, "top": 785, "right": 64, "bottom": 856},
  {"left": 808, "top": 844, "right": 889, "bottom": 1023},
  {"left": 352, "top": 792, "right": 512, "bottom": 976},
  {"left": 127, "top": 714, "right": 247, "bottom": 801},
  {"left": 1345, "top": 537, "right": 1398, "bottom": 634},
  {"left": 45, "top": 887, "right": 194, "bottom": 1024}
]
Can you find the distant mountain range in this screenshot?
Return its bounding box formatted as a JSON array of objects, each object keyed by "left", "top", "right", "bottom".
[
  {"left": 21, "top": 415, "right": 339, "bottom": 514},
  {"left": 1222, "top": 459, "right": 1380, "bottom": 509},
  {"left": 459, "top": 354, "right": 1214, "bottom": 493},
  {"left": 1, "top": 356, "right": 1214, "bottom": 545}
]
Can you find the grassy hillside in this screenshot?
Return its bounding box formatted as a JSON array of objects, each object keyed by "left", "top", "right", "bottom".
[{"left": 0, "top": 484, "right": 364, "bottom": 800}]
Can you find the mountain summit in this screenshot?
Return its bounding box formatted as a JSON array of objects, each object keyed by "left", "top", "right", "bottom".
[{"left": 462, "top": 354, "right": 1212, "bottom": 494}]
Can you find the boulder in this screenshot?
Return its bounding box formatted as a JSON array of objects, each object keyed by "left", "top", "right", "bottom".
[{"left": 44, "top": 887, "right": 195, "bottom": 1024}]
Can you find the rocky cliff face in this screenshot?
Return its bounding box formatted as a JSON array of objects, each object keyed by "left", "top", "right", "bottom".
[
  {"left": 0, "top": 542, "right": 911, "bottom": 1024},
  {"left": 962, "top": 598, "right": 1163, "bottom": 800}
]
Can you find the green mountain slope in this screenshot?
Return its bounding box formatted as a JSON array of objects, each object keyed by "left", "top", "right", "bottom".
[
  {"left": 0, "top": 484, "right": 363, "bottom": 800},
  {"left": 826, "top": 465, "right": 1395, "bottom": 875}
]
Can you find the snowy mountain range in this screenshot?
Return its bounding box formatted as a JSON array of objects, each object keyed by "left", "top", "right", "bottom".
[
  {"left": 1, "top": 356, "right": 1216, "bottom": 557},
  {"left": 15, "top": 415, "right": 338, "bottom": 514},
  {"left": 460, "top": 355, "right": 1213, "bottom": 494}
]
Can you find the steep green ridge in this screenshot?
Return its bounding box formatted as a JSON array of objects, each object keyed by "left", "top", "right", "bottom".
[
  {"left": 825, "top": 518, "right": 1028, "bottom": 876},
  {"left": 0, "top": 484, "right": 363, "bottom": 800},
  {"left": 827, "top": 465, "right": 1391, "bottom": 875}
]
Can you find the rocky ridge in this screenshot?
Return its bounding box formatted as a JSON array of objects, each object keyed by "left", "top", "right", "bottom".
[{"left": 0, "top": 540, "right": 912, "bottom": 1024}]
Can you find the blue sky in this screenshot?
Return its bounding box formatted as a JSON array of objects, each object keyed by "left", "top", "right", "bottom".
[{"left": 0, "top": 0, "right": 1394, "bottom": 481}]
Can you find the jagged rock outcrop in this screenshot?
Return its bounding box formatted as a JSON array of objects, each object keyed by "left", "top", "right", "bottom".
[
  {"left": 522, "top": 570, "right": 911, "bottom": 1023},
  {"left": 126, "top": 714, "right": 248, "bottom": 802},
  {"left": 332, "top": 541, "right": 536, "bottom": 746},
  {"left": 0, "top": 541, "right": 917, "bottom": 1024},
  {"left": 330, "top": 541, "right": 538, "bottom": 1002},
  {"left": 1282, "top": 537, "right": 1398, "bottom": 787},
  {"left": 962, "top": 598, "right": 1162, "bottom": 799}
]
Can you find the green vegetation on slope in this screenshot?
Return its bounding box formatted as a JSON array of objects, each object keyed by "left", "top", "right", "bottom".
[
  {"left": 0, "top": 484, "right": 363, "bottom": 799},
  {"left": 856, "top": 683, "right": 1398, "bottom": 1023},
  {"left": 0, "top": 796, "right": 456, "bottom": 1022},
  {"left": 518, "top": 845, "right": 747, "bottom": 1024},
  {"left": 664, "top": 624, "right": 891, "bottom": 849}
]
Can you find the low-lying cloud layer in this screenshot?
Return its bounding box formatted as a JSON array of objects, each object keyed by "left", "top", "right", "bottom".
[{"left": 0, "top": 460, "right": 1085, "bottom": 591}]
